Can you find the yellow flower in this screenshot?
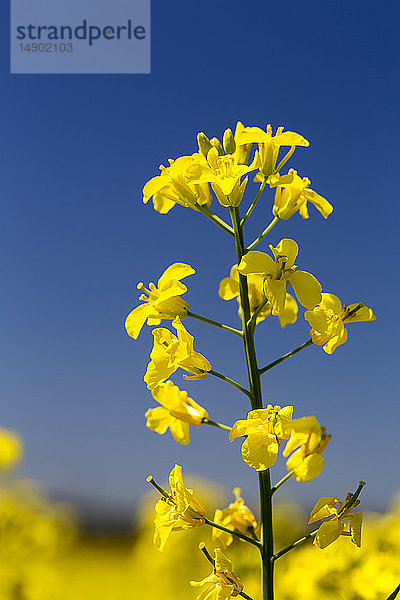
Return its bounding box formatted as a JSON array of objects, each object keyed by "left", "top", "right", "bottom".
[
  {"left": 229, "top": 405, "right": 293, "bottom": 470},
  {"left": 235, "top": 123, "right": 309, "bottom": 178},
  {"left": 150, "top": 465, "right": 205, "bottom": 551},
  {"left": 190, "top": 548, "right": 244, "bottom": 600},
  {"left": 304, "top": 293, "right": 376, "bottom": 354},
  {"left": 125, "top": 263, "right": 195, "bottom": 339},
  {"left": 193, "top": 149, "right": 257, "bottom": 207},
  {"left": 238, "top": 238, "right": 322, "bottom": 314},
  {"left": 0, "top": 427, "right": 23, "bottom": 471},
  {"left": 219, "top": 264, "right": 298, "bottom": 327},
  {"left": 143, "top": 154, "right": 212, "bottom": 214},
  {"left": 283, "top": 416, "right": 331, "bottom": 482},
  {"left": 268, "top": 169, "right": 333, "bottom": 220},
  {"left": 309, "top": 482, "right": 365, "bottom": 549},
  {"left": 145, "top": 381, "right": 209, "bottom": 445},
  {"left": 212, "top": 488, "right": 257, "bottom": 548},
  {"left": 192, "top": 124, "right": 261, "bottom": 207},
  {"left": 144, "top": 316, "right": 211, "bottom": 390}
]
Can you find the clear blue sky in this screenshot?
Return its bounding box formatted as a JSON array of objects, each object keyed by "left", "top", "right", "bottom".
[{"left": 1, "top": 0, "right": 399, "bottom": 515}]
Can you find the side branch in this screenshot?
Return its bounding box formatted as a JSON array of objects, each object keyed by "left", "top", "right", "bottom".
[
  {"left": 259, "top": 339, "right": 313, "bottom": 375},
  {"left": 241, "top": 177, "right": 267, "bottom": 227},
  {"left": 187, "top": 311, "right": 243, "bottom": 337},
  {"left": 209, "top": 369, "right": 254, "bottom": 400},
  {"left": 195, "top": 204, "right": 235, "bottom": 237},
  {"left": 204, "top": 518, "right": 262, "bottom": 550},
  {"left": 247, "top": 216, "right": 280, "bottom": 251},
  {"left": 202, "top": 418, "right": 232, "bottom": 432},
  {"left": 271, "top": 471, "right": 294, "bottom": 495},
  {"left": 272, "top": 530, "right": 318, "bottom": 562}
]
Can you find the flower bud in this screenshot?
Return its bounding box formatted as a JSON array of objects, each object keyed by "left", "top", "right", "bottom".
[
  {"left": 210, "top": 137, "right": 225, "bottom": 156},
  {"left": 197, "top": 132, "right": 213, "bottom": 158},
  {"left": 223, "top": 128, "right": 236, "bottom": 154}
]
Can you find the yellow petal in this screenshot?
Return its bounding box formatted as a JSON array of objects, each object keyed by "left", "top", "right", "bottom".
[
  {"left": 276, "top": 131, "right": 309, "bottom": 147},
  {"left": 214, "top": 548, "right": 233, "bottom": 573},
  {"left": 157, "top": 263, "right": 195, "bottom": 289},
  {"left": 145, "top": 406, "right": 175, "bottom": 434},
  {"left": 152, "top": 190, "right": 176, "bottom": 214},
  {"left": 314, "top": 519, "right": 344, "bottom": 549},
  {"left": 125, "top": 303, "right": 153, "bottom": 339},
  {"left": 274, "top": 406, "right": 293, "bottom": 439},
  {"left": 345, "top": 304, "right": 376, "bottom": 323},
  {"left": 169, "top": 419, "right": 190, "bottom": 445},
  {"left": 320, "top": 293, "right": 342, "bottom": 314},
  {"left": 264, "top": 279, "right": 286, "bottom": 313},
  {"left": 289, "top": 452, "right": 325, "bottom": 482},
  {"left": 143, "top": 175, "right": 168, "bottom": 202},
  {"left": 350, "top": 512, "right": 363, "bottom": 547},
  {"left": 323, "top": 326, "right": 348, "bottom": 354},
  {"left": 302, "top": 189, "right": 333, "bottom": 218},
  {"left": 238, "top": 251, "right": 275, "bottom": 275},
  {"left": 235, "top": 126, "right": 270, "bottom": 145},
  {"left": 229, "top": 419, "right": 250, "bottom": 441},
  {"left": 290, "top": 270, "right": 322, "bottom": 309},
  {"left": 219, "top": 273, "right": 239, "bottom": 300},
  {"left": 283, "top": 415, "right": 322, "bottom": 456},
  {"left": 269, "top": 239, "right": 298, "bottom": 269},
  {"left": 304, "top": 306, "right": 330, "bottom": 333},
  {"left": 277, "top": 293, "right": 298, "bottom": 327},
  {"left": 309, "top": 497, "right": 340, "bottom": 523},
  {"left": 153, "top": 499, "right": 176, "bottom": 551},
  {"left": 241, "top": 433, "right": 279, "bottom": 471}
]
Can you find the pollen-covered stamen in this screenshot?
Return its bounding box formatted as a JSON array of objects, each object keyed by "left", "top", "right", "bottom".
[
  {"left": 137, "top": 282, "right": 152, "bottom": 295},
  {"left": 137, "top": 281, "right": 161, "bottom": 303},
  {"left": 215, "top": 155, "right": 236, "bottom": 178}
]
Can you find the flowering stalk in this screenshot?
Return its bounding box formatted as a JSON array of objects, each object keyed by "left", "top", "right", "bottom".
[
  {"left": 204, "top": 517, "right": 262, "bottom": 549},
  {"left": 241, "top": 177, "right": 267, "bottom": 226},
  {"left": 259, "top": 339, "right": 313, "bottom": 375},
  {"left": 247, "top": 216, "right": 280, "bottom": 251},
  {"left": 229, "top": 206, "right": 274, "bottom": 600},
  {"left": 187, "top": 310, "right": 243, "bottom": 337},
  {"left": 271, "top": 529, "right": 318, "bottom": 562}
]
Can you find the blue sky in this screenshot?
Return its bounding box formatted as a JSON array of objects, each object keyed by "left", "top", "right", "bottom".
[{"left": 0, "top": 0, "right": 399, "bottom": 515}]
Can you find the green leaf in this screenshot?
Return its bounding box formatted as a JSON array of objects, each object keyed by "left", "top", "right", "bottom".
[{"left": 386, "top": 584, "right": 400, "bottom": 600}]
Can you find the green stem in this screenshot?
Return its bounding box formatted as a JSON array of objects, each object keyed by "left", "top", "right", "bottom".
[
  {"left": 247, "top": 216, "right": 280, "bottom": 251},
  {"left": 259, "top": 339, "right": 313, "bottom": 375},
  {"left": 195, "top": 204, "right": 235, "bottom": 237},
  {"left": 209, "top": 369, "right": 253, "bottom": 400},
  {"left": 271, "top": 471, "right": 294, "bottom": 495},
  {"left": 247, "top": 298, "right": 269, "bottom": 330},
  {"left": 272, "top": 530, "right": 318, "bottom": 562},
  {"left": 229, "top": 207, "right": 274, "bottom": 600},
  {"left": 241, "top": 177, "right": 267, "bottom": 226},
  {"left": 204, "top": 517, "right": 262, "bottom": 550},
  {"left": 187, "top": 311, "right": 243, "bottom": 338},
  {"left": 202, "top": 418, "right": 232, "bottom": 432}
]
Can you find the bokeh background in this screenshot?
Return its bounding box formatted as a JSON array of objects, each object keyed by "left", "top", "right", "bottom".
[{"left": 1, "top": 0, "right": 399, "bottom": 533}]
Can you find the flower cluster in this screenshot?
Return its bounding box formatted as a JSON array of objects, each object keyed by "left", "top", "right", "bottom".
[{"left": 128, "top": 119, "right": 381, "bottom": 600}]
